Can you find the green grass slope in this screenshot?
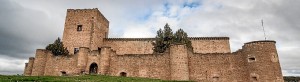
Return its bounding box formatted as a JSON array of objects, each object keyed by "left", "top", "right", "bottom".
[{"left": 0, "top": 75, "right": 193, "bottom": 82}]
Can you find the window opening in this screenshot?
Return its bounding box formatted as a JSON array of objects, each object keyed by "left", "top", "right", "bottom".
[
  {"left": 212, "top": 76, "right": 219, "bottom": 81},
  {"left": 74, "top": 48, "right": 79, "bottom": 54},
  {"left": 77, "top": 25, "right": 82, "bottom": 31},
  {"left": 248, "top": 57, "right": 256, "bottom": 62},
  {"left": 251, "top": 76, "right": 258, "bottom": 81},
  {"left": 98, "top": 47, "right": 101, "bottom": 53}
]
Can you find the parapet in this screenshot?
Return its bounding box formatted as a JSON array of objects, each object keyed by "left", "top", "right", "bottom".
[
  {"left": 67, "top": 8, "right": 99, "bottom": 14},
  {"left": 241, "top": 40, "right": 277, "bottom": 52},
  {"left": 66, "top": 8, "right": 109, "bottom": 22},
  {"left": 35, "top": 49, "right": 50, "bottom": 58},
  {"left": 105, "top": 38, "right": 155, "bottom": 41},
  {"left": 105, "top": 37, "right": 229, "bottom": 41},
  {"left": 35, "top": 49, "right": 49, "bottom": 54},
  {"left": 245, "top": 40, "right": 276, "bottom": 44},
  {"left": 29, "top": 57, "right": 35, "bottom": 60},
  {"left": 189, "top": 37, "right": 229, "bottom": 40},
  {"left": 244, "top": 40, "right": 276, "bottom": 47}
]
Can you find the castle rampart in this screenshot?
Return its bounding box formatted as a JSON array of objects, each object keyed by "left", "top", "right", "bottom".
[
  {"left": 24, "top": 57, "right": 34, "bottom": 76},
  {"left": 24, "top": 8, "right": 283, "bottom": 82},
  {"left": 31, "top": 49, "right": 48, "bottom": 76},
  {"left": 104, "top": 37, "right": 230, "bottom": 55}
]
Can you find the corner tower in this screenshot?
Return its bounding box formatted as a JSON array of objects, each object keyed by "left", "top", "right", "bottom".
[
  {"left": 242, "top": 40, "right": 283, "bottom": 81},
  {"left": 62, "top": 8, "right": 109, "bottom": 54}
]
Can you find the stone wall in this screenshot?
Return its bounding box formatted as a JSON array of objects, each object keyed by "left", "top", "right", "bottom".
[
  {"left": 188, "top": 53, "right": 247, "bottom": 81},
  {"left": 31, "top": 49, "right": 48, "bottom": 76},
  {"left": 104, "top": 37, "right": 231, "bottom": 55},
  {"left": 43, "top": 54, "right": 78, "bottom": 76},
  {"left": 170, "top": 44, "right": 189, "bottom": 80},
  {"left": 24, "top": 40, "right": 283, "bottom": 81},
  {"left": 190, "top": 37, "right": 231, "bottom": 53},
  {"left": 77, "top": 47, "right": 89, "bottom": 73},
  {"left": 109, "top": 53, "right": 171, "bottom": 80},
  {"left": 24, "top": 57, "right": 34, "bottom": 76},
  {"left": 104, "top": 38, "right": 154, "bottom": 55},
  {"left": 187, "top": 40, "right": 283, "bottom": 82},
  {"left": 62, "top": 8, "right": 109, "bottom": 54},
  {"left": 24, "top": 8, "right": 283, "bottom": 82},
  {"left": 242, "top": 41, "right": 284, "bottom": 82}
]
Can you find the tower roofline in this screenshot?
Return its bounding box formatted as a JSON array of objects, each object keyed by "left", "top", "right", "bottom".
[
  {"left": 66, "top": 8, "right": 109, "bottom": 23},
  {"left": 244, "top": 40, "right": 276, "bottom": 44}
]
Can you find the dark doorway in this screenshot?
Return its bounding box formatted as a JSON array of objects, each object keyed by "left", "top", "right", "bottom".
[
  {"left": 61, "top": 71, "right": 67, "bottom": 76},
  {"left": 120, "top": 72, "right": 127, "bottom": 77},
  {"left": 89, "top": 63, "right": 98, "bottom": 74}
]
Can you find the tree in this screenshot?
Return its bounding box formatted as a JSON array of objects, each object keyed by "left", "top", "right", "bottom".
[
  {"left": 174, "top": 28, "right": 192, "bottom": 48},
  {"left": 152, "top": 23, "right": 192, "bottom": 53},
  {"left": 152, "top": 28, "right": 165, "bottom": 53},
  {"left": 162, "top": 23, "right": 173, "bottom": 50},
  {"left": 46, "top": 37, "right": 69, "bottom": 56}
]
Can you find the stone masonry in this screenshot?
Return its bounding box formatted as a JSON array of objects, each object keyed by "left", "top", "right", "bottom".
[{"left": 24, "top": 8, "right": 284, "bottom": 82}]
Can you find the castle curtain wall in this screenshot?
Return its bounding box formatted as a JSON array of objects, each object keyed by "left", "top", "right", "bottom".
[
  {"left": 24, "top": 8, "right": 283, "bottom": 82},
  {"left": 190, "top": 37, "right": 231, "bottom": 53},
  {"left": 188, "top": 53, "right": 248, "bottom": 81},
  {"left": 104, "top": 37, "right": 231, "bottom": 55},
  {"left": 104, "top": 38, "right": 154, "bottom": 55},
  {"left": 108, "top": 53, "right": 171, "bottom": 80}
]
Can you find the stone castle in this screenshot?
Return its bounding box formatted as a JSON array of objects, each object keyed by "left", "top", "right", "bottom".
[{"left": 23, "top": 8, "right": 283, "bottom": 82}]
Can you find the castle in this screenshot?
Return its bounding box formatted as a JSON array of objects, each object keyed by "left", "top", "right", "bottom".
[{"left": 23, "top": 8, "right": 283, "bottom": 82}]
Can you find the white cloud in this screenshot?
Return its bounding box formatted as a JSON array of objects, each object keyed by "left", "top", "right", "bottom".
[{"left": 0, "top": 55, "right": 27, "bottom": 75}]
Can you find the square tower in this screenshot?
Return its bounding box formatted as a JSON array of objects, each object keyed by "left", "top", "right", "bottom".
[{"left": 62, "top": 8, "right": 109, "bottom": 54}]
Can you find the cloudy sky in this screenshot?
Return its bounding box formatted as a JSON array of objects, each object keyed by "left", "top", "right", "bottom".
[{"left": 0, "top": 0, "right": 299, "bottom": 76}]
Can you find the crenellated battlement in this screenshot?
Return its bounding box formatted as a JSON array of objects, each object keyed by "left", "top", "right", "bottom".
[
  {"left": 29, "top": 57, "right": 35, "bottom": 60},
  {"left": 244, "top": 40, "right": 276, "bottom": 45},
  {"left": 67, "top": 8, "right": 109, "bottom": 22},
  {"left": 189, "top": 37, "right": 229, "bottom": 40},
  {"left": 243, "top": 40, "right": 276, "bottom": 49},
  {"left": 105, "top": 37, "right": 229, "bottom": 41},
  {"left": 105, "top": 38, "right": 154, "bottom": 41}
]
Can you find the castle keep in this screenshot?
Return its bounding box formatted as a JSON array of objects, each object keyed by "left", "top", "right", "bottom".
[{"left": 24, "top": 8, "right": 283, "bottom": 82}]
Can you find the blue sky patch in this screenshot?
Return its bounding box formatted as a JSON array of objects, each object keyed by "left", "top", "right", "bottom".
[
  {"left": 183, "top": 1, "right": 201, "bottom": 8},
  {"left": 137, "top": 9, "right": 152, "bottom": 22}
]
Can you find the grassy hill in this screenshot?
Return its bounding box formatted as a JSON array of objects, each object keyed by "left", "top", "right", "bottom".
[{"left": 0, "top": 75, "right": 193, "bottom": 82}]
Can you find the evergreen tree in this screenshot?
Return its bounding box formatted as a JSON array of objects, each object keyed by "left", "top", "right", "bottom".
[
  {"left": 153, "top": 24, "right": 193, "bottom": 53},
  {"left": 174, "top": 28, "right": 192, "bottom": 48},
  {"left": 162, "top": 23, "right": 173, "bottom": 50},
  {"left": 46, "top": 37, "right": 69, "bottom": 56},
  {"left": 152, "top": 23, "right": 173, "bottom": 53},
  {"left": 152, "top": 28, "right": 164, "bottom": 53}
]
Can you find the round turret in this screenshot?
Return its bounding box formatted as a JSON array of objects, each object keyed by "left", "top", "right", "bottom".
[{"left": 242, "top": 40, "right": 283, "bottom": 82}]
